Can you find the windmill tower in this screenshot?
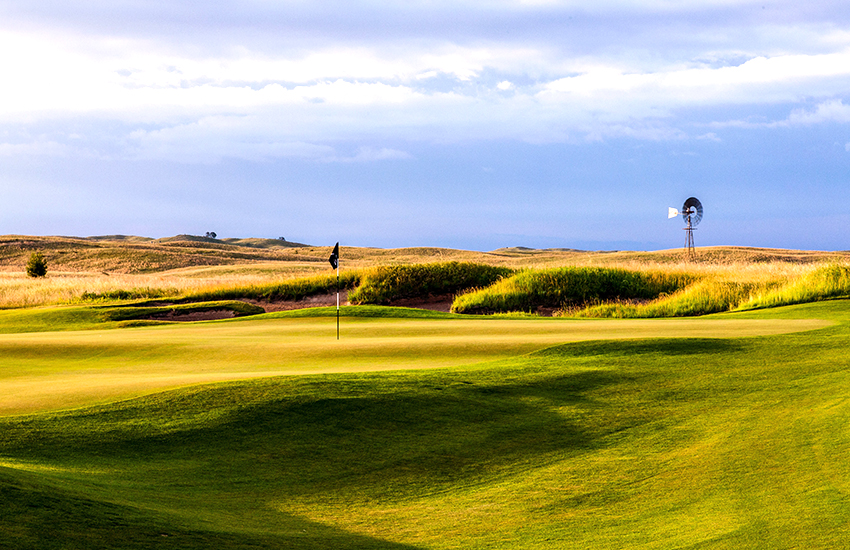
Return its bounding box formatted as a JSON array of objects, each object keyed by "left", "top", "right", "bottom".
[{"left": 668, "top": 197, "right": 703, "bottom": 258}]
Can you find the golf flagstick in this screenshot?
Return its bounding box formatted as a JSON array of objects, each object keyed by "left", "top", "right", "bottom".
[{"left": 328, "top": 243, "right": 340, "bottom": 339}]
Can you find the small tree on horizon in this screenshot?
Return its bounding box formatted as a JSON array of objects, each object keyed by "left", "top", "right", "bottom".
[{"left": 26, "top": 252, "right": 48, "bottom": 278}]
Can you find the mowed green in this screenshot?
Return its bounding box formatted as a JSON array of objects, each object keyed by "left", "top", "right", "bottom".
[
  {"left": 0, "top": 301, "right": 849, "bottom": 549},
  {"left": 0, "top": 308, "right": 828, "bottom": 415}
]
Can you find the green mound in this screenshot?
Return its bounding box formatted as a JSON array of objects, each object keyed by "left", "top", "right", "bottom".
[
  {"left": 261, "top": 305, "right": 467, "bottom": 319},
  {"left": 0, "top": 300, "right": 849, "bottom": 548},
  {"left": 98, "top": 300, "right": 265, "bottom": 322},
  {"left": 0, "top": 301, "right": 265, "bottom": 334}
]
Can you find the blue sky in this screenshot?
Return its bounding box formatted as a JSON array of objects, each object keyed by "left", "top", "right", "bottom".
[{"left": 1, "top": 1, "right": 849, "bottom": 251}]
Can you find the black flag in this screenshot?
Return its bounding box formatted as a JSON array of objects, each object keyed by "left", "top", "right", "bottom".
[{"left": 328, "top": 242, "right": 339, "bottom": 270}]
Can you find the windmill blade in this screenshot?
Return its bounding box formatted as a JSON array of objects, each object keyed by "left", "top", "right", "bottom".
[
  {"left": 668, "top": 207, "right": 680, "bottom": 219},
  {"left": 682, "top": 197, "right": 703, "bottom": 226}
]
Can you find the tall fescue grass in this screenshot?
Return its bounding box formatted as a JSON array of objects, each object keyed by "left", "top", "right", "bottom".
[
  {"left": 185, "top": 271, "right": 361, "bottom": 302},
  {"left": 451, "top": 266, "right": 695, "bottom": 314},
  {"left": 348, "top": 262, "right": 513, "bottom": 305},
  {"left": 575, "top": 280, "right": 767, "bottom": 317},
  {"left": 573, "top": 262, "right": 845, "bottom": 318},
  {"left": 738, "top": 262, "right": 850, "bottom": 310},
  {"left": 2, "top": 257, "right": 847, "bottom": 319},
  {"left": 0, "top": 273, "right": 189, "bottom": 308},
  {"left": 0, "top": 262, "right": 507, "bottom": 309},
  {"left": 0, "top": 269, "right": 340, "bottom": 309}
]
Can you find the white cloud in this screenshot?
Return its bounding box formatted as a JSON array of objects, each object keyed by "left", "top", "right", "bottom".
[
  {"left": 714, "top": 99, "right": 850, "bottom": 129},
  {"left": 127, "top": 119, "right": 338, "bottom": 163},
  {"left": 0, "top": 140, "right": 72, "bottom": 157},
  {"left": 124, "top": 115, "right": 417, "bottom": 163},
  {"left": 696, "top": 132, "right": 722, "bottom": 142},
  {"left": 4, "top": 4, "right": 850, "bottom": 162},
  {"left": 333, "top": 147, "right": 414, "bottom": 163},
  {"left": 784, "top": 100, "right": 850, "bottom": 125},
  {"left": 542, "top": 51, "right": 850, "bottom": 107}
]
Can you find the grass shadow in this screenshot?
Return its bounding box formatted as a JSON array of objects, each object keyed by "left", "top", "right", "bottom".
[
  {"left": 533, "top": 337, "right": 749, "bottom": 358},
  {"left": 0, "top": 468, "right": 424, "bottom": 550},
  {"left": 0, "top": 367, "right": 628, "bottom": 539}
]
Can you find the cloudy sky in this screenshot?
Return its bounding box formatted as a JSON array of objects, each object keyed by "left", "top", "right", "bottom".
[{"left": 1, "top": 1, "right": 849, "bottom": 250}]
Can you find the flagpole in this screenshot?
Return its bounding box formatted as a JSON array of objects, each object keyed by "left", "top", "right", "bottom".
[
  {"left": 328, "top": 242, "right": 340, "bottom": 340},
  {"left": 336, "top": 262, "right": 340, "bottom": 340}
]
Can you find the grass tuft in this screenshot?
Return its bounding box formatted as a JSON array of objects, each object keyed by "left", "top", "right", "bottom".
[
  {"left": 185, "top": 271, "right": 360, "bottom": 303},
  {"left": 452, "top": 266, "right": 694, "bottom": 314},
  {"left": 348, "top": 262, "right": 513, "bottom": 305},
  {"left": 738, "top": 262, "right": 850, "bottom": 310}
]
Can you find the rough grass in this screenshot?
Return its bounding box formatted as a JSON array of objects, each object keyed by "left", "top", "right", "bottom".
[
  {"left": 573, "top": 263, "right": 850, "bottom": 318},
  {"left": 0, "top": 262, "right": 508, "bottom": 310},
  {"left": 0, "top": 238, "right": 848, "bottom": 318},
  {"left": 184, "top": 271, "right": 361, "bottom": 303},
  {"left": 97, "top": 301, "right": 265, "bottom": 322},
  {"left": 452, "top": 266, "right": 695, "bottom": 314},
  {"left": 575, "top": 279, "right": 764, "bottom": 318},
  {"left": 0, "top": 300, "right": 848, "bottom": 548},
  {"left": 738, "top": 263, "right": 850, "bottom": 310},
  {"left": 348, "top": 262, "right": 513, "bottom": 305}
]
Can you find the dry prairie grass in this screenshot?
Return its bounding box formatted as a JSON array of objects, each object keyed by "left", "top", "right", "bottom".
[
  {"left": 0, "top": 272, "right": 182, "bottom": 308},
  {"left": 0, "top": 265, "right": 328, "bottom": 308},
  {"left": 0, "top": 235, "right": 847, "bottom": 310}
]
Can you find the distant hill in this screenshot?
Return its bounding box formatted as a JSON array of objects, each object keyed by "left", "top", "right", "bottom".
[
  {"left": 0, "top": 235, "right": 847, "bottom": 274},
  {"left": 156, "top": 235, "right": 311, "bottom": 248},
  {"left": 0, "top": 235, "right": 317, "bottom": 274}
]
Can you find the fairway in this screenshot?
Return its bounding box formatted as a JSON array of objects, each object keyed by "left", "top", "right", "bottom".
[
  {"left": 0, "top": 313, "right": 830, "bottom": 416},
  {"left": 2, "top": 301, "right": 850, "bottom": 550}
]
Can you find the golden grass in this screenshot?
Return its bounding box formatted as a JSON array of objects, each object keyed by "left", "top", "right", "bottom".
[
  {"left": 0, "top": 272, "right": 209, "bottom": 308},
  {"left": 0, "top": 237, "right": 847, "bottom": 310},
  {"left": 0, "top": 261, "right": 817, "bottom": 310},
  {"left": 0, "top": 263, "right": 336, "bottom": 308}
]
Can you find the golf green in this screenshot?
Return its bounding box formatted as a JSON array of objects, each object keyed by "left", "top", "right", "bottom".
[{"left": 0, "top": 313, "right": 829, "bottom": 416}]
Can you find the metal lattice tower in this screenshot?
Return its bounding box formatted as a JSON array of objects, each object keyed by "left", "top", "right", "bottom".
[{"left": 668, "top": 197, "right": 703, "bottom": 259}]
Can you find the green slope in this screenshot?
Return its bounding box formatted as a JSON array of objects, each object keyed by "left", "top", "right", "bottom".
[
  {"left": 0, "top": 306, "right": 825, "bottom": 416},
  {"left": 0, "top": 301, "right": 848, "bottom": 548}
]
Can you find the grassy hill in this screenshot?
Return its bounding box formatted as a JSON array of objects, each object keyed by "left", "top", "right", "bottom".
[
  {"left": 1, "top": 236, "right": 850, "bottom": 547},
  {"left": 2, "top": 234, "right": 848, "bottom": 275},
  {"left": 0, "top": 235, "right": 313, "bottom": 274},
  {"left": 0, "top": 301, "right": 848, "bottom": 548},
  {"left": 1, "top": 234, "right": 848, "bottom": 310}
]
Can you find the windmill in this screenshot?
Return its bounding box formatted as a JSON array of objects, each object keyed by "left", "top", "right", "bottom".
[{"left": 668, "top": 197, "right": 703, "bottom": 257}]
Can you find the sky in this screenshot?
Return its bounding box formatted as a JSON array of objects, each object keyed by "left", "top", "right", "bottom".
[{"left": 1, "top": 1, "right": 850, "bottom": 251}]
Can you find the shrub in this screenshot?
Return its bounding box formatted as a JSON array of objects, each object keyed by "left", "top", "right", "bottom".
[
  {"left": 187, "top": 271, "right": 361, "bottom": 302},
  {"left": 348, "top": 262, "right": 513, "bottom": 305},
  {"left": 452, "top": 266, "right": 695, "bottom": 314},
  {"left": 25, "top": 252, "right": 48, "bottom": 278},
  {"left": 80, "top": 288, "right": 174, "bottom": 302}
]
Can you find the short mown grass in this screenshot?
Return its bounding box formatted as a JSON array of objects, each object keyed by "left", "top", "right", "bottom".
[{"left": 0, "top": 300, "right": 848, "bottom": 548}]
